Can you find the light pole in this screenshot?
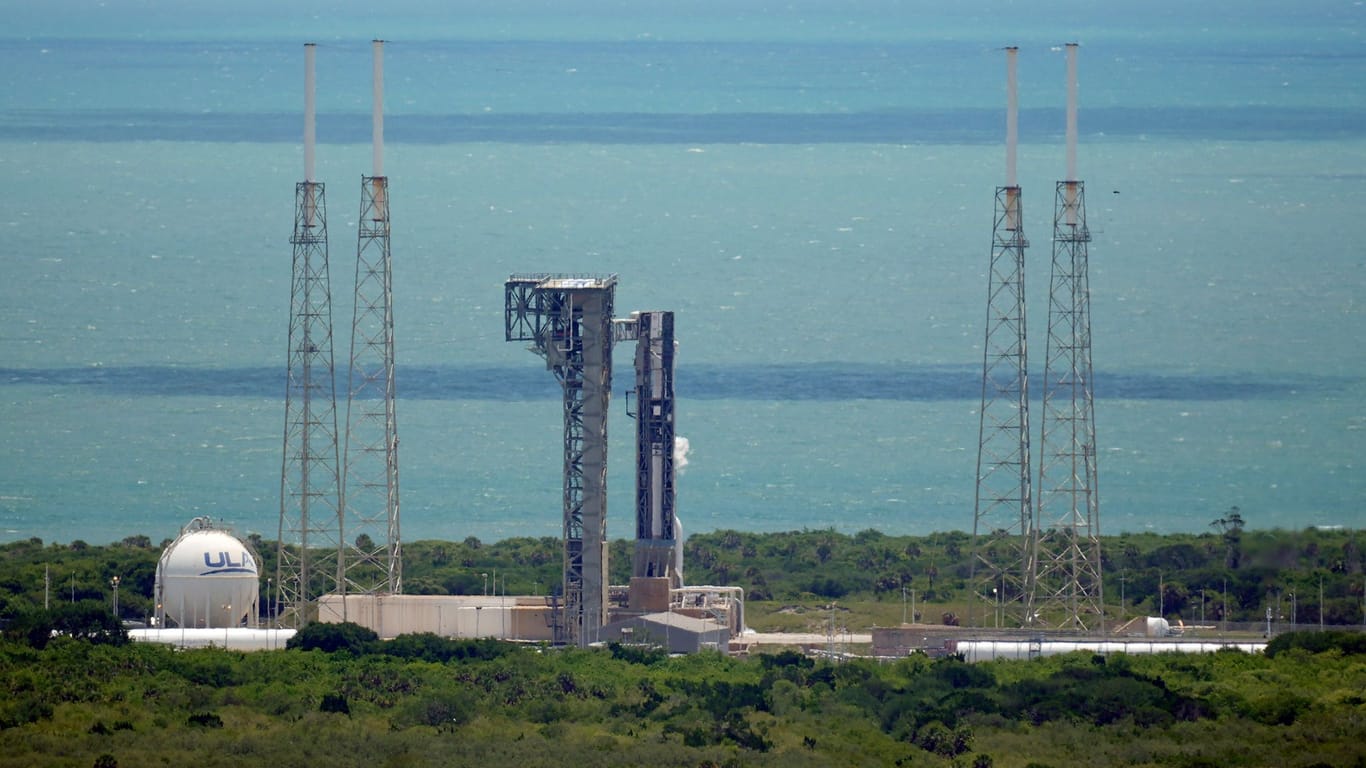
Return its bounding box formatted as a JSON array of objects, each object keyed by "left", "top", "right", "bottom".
[
  {"left": 481, "top": 572, "right": 488, "bottom": 596},
  {"left": 902, "top": 585, "right": 907, "bottom": 625},
  {"left": 1118, "top": 572, "right": 1126, "bottom": 623},
  {"left": 1288, "top": 591, "right": 1296, "bottom": 628},
  {"left": 1222, "top": 577, "right": 1228, "bottom": 636},
  {"left": 111, "top": 576, "right": 120, "bottom": 619},
  {"left": 1320, "top": 575, "right": 1325, "bottom": 631},
  {"left": 1200, "top": 589, "right": 1206, "bottom": 629}
]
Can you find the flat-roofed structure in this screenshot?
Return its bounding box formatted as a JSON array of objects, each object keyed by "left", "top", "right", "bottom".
[{"left": 317, "top": 593, "right": 556, "bottom": 641}]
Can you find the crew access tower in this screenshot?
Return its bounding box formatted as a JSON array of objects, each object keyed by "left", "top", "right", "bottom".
[{"left": 505, "top": 275, "right": 618, "bottom": 646}]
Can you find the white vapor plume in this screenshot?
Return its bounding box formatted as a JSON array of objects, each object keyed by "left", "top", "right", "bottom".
[{"left": 674, "top": 436, "right": 691, "bottom": 472}]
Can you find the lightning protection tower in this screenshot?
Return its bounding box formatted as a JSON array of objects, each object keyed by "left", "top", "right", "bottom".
[
  {"left": 1034, "top": 43, "right": 1103, "bottom": 632},
  {"left": 505, "top": 274, "right": 618, "bottom": 646},
  {"left": 342, "top": 39, "right": 402, "bottom": 598},
  {"left": 615, "top": 311, "right": 681, "bottom": 587},
  {"left": 277, "top": 43, "right": 344, "bottom": 628},
  {"left": 971, "top": 46, "right": 1034, "bottom": 631}
]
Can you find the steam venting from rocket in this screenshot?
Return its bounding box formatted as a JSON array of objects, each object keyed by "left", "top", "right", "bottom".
[{"left": 674, "top": 436, "right": 691, "bottom": 472}]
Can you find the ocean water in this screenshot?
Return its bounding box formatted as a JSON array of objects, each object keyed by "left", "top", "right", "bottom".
[{"left": 1, "top": 1, "right": 1364, "bottom": 546}]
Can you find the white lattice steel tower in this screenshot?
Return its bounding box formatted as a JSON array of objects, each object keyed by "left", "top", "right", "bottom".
[
  {"left": 1034, "top": 43, "right": 1104, "bottom": 631},
  {"left": 277, "top": 43, "right": 343, "bottom": 628},
  {"left": 342, "top": 40, "right": 401, "bottom": 597},
  {"left": 971, "top": 47, "right": 1034, "bottom": 630}
]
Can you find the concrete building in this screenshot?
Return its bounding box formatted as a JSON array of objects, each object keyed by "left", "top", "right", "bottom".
[
  {"left": 599, "top": 611, "right": 730, "bottom": 654},
  {"left": 317, "top": 594, "right": 556, "bottom": 641}
]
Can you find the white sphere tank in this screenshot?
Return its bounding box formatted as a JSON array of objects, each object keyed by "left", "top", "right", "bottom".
[{"left": 155, "top": 518, "right": 259, "bottom": 629}]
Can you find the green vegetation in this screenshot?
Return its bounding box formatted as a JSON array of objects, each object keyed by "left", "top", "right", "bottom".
[
  {"left": 682, "top": 524, "right": 1365, "bottom": 631},
  {"left": 0, "top": 526, "right": 1362, "bottom": 766},
  {"left": 1, "top": 524, "right": 1362, "bottom": 631},
  {"left": 0, "top": 627, "right": 1362, "bottom": 767}
]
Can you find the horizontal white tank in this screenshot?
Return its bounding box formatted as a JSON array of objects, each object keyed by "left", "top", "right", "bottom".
[
  {"left": 155, "top": 518, "right": 259, "bottom": 629},
  {"left": 130, "top": 628, "right": 295, "bottom": 652},
  {"left": 953, "top": 639, "right": 1266, "bottom": 663}
]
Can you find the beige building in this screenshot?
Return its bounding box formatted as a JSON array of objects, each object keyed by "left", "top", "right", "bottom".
[
  {"left": 316, "top": 581, "right": 746, "bottom": 650},
  {"left": 317, "top": 594, "right": 556, "bottom": 642}
]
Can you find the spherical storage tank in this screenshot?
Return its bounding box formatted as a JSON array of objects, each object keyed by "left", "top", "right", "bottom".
[{"left": 155, "top": 517, "right": 259, "bottom": 628}]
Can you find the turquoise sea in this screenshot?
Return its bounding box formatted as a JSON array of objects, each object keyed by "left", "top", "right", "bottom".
[{"left": 2, "top": 1, "right": 1364, "bottom": 545}]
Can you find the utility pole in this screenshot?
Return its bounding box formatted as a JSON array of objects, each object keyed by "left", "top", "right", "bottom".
[
  {"left": 1222, "top": 577, "right": 1228, "bottom": 635},
  {"left": 1118, "top": 572, "right": 1126, "bottom": 623}
]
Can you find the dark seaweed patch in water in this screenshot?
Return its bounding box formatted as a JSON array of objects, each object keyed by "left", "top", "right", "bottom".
[
  {"left": 2, "top": 106, "right": 1363, "bottom": 145},
  {"left": 0, "top": 363, "right": 1345, "bottom": 402}
]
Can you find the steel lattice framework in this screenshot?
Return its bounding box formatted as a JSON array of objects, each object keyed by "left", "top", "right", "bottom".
[
  {"left": 341, "top": 174, "right": 401, "bottom": 596},
  {"left": 276, "top": 179, "right": 344, "bottom": 628},
  {"left": 971, "top": 184, "right": 1034, "bottom": 630},
  {"left": 505, "top": 274, "right": 617, "bottom": 646},
  {"left": 620, "top": 311, "right": 680, "bottom": 585},
  {"left": 1034, "top": 178, "right": 1103, "bottom": 631}
]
